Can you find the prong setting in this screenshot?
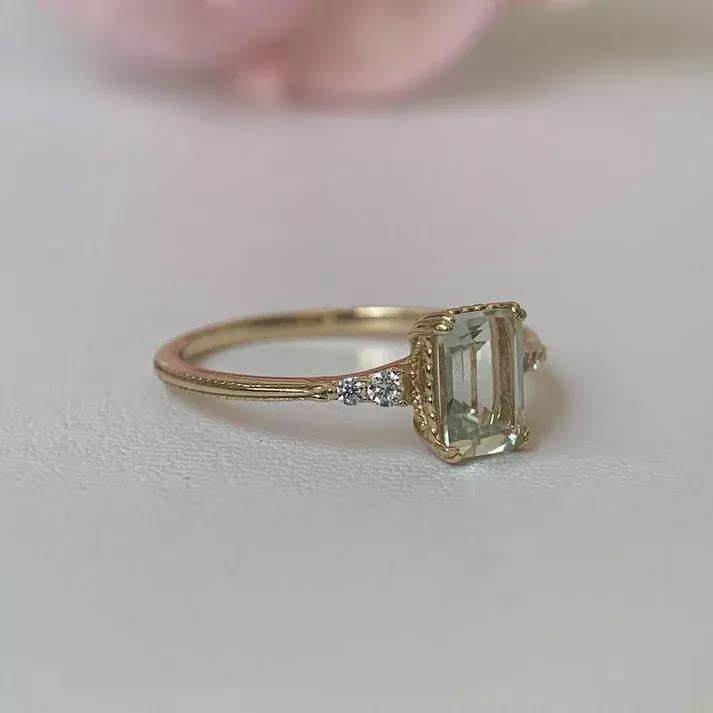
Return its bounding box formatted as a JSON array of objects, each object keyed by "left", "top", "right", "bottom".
[{"left": 410, "top": 303, "right": 533, "bottom": 463}]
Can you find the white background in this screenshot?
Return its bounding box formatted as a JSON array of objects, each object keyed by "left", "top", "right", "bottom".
[{"left": 2, "top": 1, "right": 712, "bottom": 711}]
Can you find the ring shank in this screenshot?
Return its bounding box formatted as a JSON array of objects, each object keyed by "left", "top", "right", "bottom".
[{"left": 154, "top": 306, "right": 544, "bottom": 402}]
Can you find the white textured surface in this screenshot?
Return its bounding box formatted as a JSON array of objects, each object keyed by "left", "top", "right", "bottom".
[{"left": 2, "top": 2, "right": 713, "bottom": 712}]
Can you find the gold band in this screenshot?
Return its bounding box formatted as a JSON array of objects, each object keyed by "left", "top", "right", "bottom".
[{"left": 154, "top": 305, "right": 545, "bottom": 404}]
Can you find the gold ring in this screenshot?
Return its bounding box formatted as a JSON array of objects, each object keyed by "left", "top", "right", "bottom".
[{"left": 154, "top": 303, "right": 547, "bottom": 464}]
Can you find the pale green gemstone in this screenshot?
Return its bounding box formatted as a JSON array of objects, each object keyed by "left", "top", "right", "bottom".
[{"left": 436, "top": 308, "right": 525, "bottom": 460}]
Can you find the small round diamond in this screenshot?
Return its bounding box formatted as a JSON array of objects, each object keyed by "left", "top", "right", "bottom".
[
  {"left": 367, "top": 370, "right": 403, "bottom": 407},
  {"left": 336, "top": 377, "right": 365, "bottom": 406}
]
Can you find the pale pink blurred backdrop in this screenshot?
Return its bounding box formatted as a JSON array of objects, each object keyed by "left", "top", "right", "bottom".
[{"left": 48, "top": 0, "right": 566, "bottom": 101}]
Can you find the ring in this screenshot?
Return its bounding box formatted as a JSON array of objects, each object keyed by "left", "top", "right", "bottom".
[{"left": 154, "top": 303, "right": 547, "bottom": 464}]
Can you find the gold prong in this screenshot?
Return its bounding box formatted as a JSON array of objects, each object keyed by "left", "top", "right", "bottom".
[
  {"left": 438, "top": 449, "right": 464, "bottom": 465},
  {"left": 409, "top": 312, "right": 455, "bottom": 338},
  {"left": 514, "top": 428, "right": 531, "bottom": 451},
  {"left": 415, "top": 427, "right": 463, "bottom": 464}
]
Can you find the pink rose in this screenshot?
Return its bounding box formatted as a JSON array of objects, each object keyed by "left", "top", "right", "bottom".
[{"left": 49, "top": 0, "right": 558, "bottom": 102}]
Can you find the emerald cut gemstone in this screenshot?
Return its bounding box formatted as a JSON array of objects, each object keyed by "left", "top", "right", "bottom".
[{"left": 436, "top": 308, "right": 525, "bottom": 460}]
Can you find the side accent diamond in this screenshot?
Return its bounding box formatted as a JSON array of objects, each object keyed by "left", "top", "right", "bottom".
[
  {"left": 336, "top": 377, "right": 366, "bottom": 406},
  {"left": 367, "top": 370, "right": 403, "bottom": 407}
]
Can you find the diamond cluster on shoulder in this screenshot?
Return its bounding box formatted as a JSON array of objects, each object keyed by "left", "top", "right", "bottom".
[{"left": 336, "top": 369, "right": 403, "bottom": 407}]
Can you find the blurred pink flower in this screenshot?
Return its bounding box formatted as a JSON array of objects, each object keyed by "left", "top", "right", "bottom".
[
  {"left": 50, "top": 0, "right": 314, "bottom": 70},
  {"left": 49, "top": 0, "right": 556, "bottom": 101}
]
